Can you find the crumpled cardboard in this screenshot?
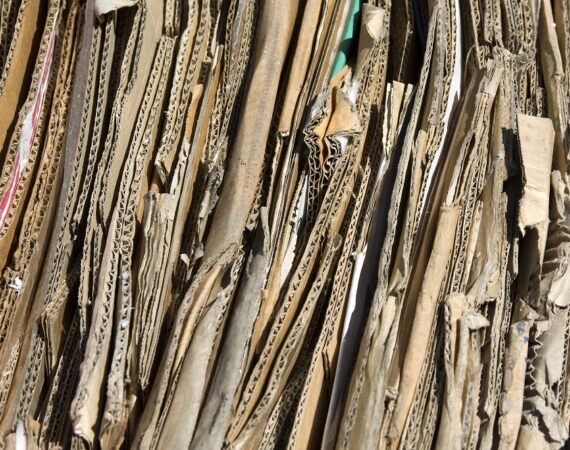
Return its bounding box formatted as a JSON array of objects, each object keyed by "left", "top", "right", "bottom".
[{"left": 1, "top": 0, "right": 570, "bottom": 449}]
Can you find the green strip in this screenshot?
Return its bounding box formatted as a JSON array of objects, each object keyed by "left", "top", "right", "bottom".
[{"left": 331, "top": 0, "right": 361, "bottom": 78}]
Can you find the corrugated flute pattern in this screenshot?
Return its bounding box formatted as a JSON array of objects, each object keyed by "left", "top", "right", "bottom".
[{"left": 0, "top": 0, "right": 569, "bottom": 448}]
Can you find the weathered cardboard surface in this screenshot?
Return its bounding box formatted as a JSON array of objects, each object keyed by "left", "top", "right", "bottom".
[{"left": 1, "top": 0, "right": 570, "bottom": 448}]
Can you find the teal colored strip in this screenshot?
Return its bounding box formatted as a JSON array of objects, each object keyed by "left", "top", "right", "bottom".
[{"left": 331, "top": 0, "right": 361, "bottom": 78}]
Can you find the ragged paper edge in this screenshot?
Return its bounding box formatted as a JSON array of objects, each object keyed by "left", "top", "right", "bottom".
[{"left": 94, "top": 0, "right": 137, "bottom": 19}]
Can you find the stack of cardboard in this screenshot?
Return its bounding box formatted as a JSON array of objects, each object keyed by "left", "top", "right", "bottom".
[{"left": 0, "top": 0, "right": 569, "bottom": 448}]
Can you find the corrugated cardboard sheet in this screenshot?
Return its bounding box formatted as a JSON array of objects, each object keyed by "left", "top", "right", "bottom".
[{"left": 0, "top": 0, "right": 570, "bottom": 449}]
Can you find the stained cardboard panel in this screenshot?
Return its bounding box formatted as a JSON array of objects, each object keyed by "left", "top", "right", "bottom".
[{"left": 1, "top": 0, "right": 570, "bottom": 448}]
